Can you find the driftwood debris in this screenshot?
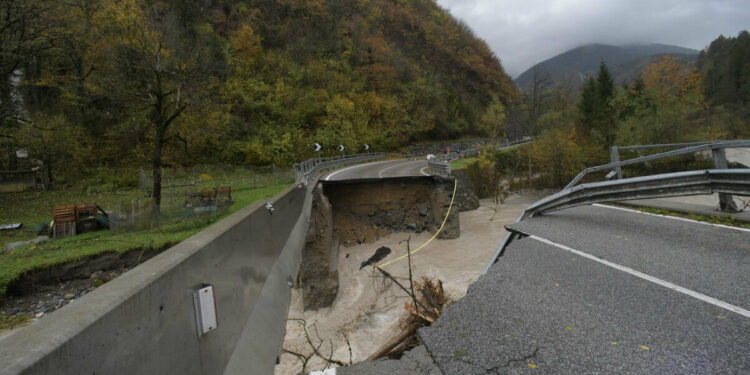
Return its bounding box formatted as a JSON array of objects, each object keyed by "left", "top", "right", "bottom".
[
  {"left": 370, "top": 267, "right": 446, "bottom": 360},
  {"left": 366, "top": 324, "right": 418, "bottom": 361}
]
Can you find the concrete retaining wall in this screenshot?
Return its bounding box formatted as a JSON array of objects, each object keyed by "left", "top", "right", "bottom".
[{"left": 0, "top": 183, "right": 313, "bottom": 375}]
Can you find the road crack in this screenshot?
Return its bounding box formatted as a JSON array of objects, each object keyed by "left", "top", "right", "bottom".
[{"left": 456, "top": 346, "right": 541, "bottom": 374}]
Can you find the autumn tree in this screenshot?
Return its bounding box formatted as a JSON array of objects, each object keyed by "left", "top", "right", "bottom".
[
  {"left": 616, "top": 56, "right": 707, "bottom": 145},
  {"left": 524, "top": 69, "right": 551, "bottom": 135},
  {"left": 477, "top": 97, "right": 506, "bottom": 138},
  {"left": 97, "top": 0, "right": 223, "bottom": 214},
  {"left": 0, "top": 0, "right": 50, "bottom": 169}
]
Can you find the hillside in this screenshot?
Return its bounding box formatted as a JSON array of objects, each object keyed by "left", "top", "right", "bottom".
[
  {"left": 515, "top": 43, "right": 698, "bottom": 89},
  {"left": 2, "top": 0, "right": 517, "bottom": 174}
]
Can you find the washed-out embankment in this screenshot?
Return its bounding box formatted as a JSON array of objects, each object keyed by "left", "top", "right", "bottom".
[
  {"left": 0, "top": 169, "right": 476, "bottom": 375},
  {"left": 298, "top": 176, "right": 474, "bottom": 311}
]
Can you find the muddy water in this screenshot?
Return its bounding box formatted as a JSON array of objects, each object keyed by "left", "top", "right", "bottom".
[{"left": 275, "top": 193, "right": 544, "bottom": 375}]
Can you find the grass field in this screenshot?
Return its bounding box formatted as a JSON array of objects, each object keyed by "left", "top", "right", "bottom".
[
  {"left": 0, "top": 168, "right": 291, "bottom": 297},
  {"left": 450, "top": 157, "right": 478, "bottom": 171}
]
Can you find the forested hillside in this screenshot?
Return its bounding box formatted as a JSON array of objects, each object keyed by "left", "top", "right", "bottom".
[
  {"left": 0, "top": 0, "right": 516, "bottom": 178},
  {"left": 698, "top": 30, "right": 750, "bottom": 125},
  {"left": 505, "top": 31, "right": 750, "bottom": 188}
]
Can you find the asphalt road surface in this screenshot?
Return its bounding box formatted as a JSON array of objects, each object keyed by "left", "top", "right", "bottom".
[
  {"left": 322, "top": 158, "right": 429, "bottom": 181},
  {"left": 419, "top": 204, "right": 750, "bottom": 374}
]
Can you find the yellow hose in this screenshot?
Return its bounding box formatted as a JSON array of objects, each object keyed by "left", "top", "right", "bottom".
[{"left": 376, "top": 178, "right": 458, "bottom": 269}]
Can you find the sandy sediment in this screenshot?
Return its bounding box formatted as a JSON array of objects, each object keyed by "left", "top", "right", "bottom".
[{"left": 275, "top": 193, "right": 543, "bottom": 375}]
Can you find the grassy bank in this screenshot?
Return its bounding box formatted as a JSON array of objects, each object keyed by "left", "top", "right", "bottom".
[
  {"left": 0, "top": 178, "right": 290, "bottom": 297},
  {"left": 450, "top": 157, "right": 478, "bottom": 171}
]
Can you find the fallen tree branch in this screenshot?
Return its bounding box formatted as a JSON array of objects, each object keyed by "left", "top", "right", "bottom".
[
  {"left": 366, "top": 324, "right": 419, "bottom": 361},
  {"left": 375, "top": 266, "right": 437, "bottom": 321},
  {"left": 288, "top": 318, "right": 347, "bottom": 367},
  {"left": 282, "top": 348, "right": 313, "bottom": 372}
]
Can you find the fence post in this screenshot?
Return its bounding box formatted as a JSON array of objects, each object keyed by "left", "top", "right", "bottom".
[
  {"left": 711, "top": 147, "right": 739, "bottom": 212},
  {"left": 610, "top": 146, "right": 622, "bottom": 179}
]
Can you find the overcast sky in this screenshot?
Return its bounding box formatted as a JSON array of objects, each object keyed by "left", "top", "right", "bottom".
[{"left": 435, "top": 0, "right": 750, "bottom": 78}]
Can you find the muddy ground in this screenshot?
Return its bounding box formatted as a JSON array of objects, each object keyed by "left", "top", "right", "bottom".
[
  {"left": 275, "top": 192, "right": 545, "bottom": 375},
  {"left": 298, "top": 178, "right": 460, "bottom": 310},
  {"left": 0, "top": 247, "right": 168, "bottom": 331}
]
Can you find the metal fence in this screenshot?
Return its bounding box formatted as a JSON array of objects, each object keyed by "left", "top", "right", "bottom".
[
  {"left": 111, "top": 167, "right": 294, "bottom": 232},
  {"left": 484, "top": 139, "right": 750, "bottom": 274}
]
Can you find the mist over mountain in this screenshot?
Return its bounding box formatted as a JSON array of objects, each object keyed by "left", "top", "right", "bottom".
[{"left": 515, "top": 43, "right": 699, "bottom": 89}]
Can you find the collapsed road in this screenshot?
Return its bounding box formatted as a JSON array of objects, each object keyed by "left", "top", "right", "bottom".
[{"left": 418, "top": 204, "right": 750, "bottom": 374}]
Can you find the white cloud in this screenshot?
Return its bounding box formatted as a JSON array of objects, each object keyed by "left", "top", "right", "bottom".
[{"left": 436, "top": 0, "right": 750, "bottom": 78}]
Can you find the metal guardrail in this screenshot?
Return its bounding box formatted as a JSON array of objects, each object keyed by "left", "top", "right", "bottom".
[
  {"left": 496, "top": 136, "right": 533, "bottom": 151},
  {"left": 483, "top": 139, "right": 750, "bottom": 274},
  {"left": 484, "top": 168, "right": 750, "bottom": 274},
  {"left": 293, "top": 153, "right": 386, "bottom": 184},
  {"left": 425, "top": 137, "right": 534, "bottom": 177},
  {"left": 528, "top": 169, "right": 750, "bottom": 217},
  {"left": 427, "top": 157, "right": 451, "bottom": 176},
  {"left": 568, "top": 140, "right": 750, "bottom": 189}
]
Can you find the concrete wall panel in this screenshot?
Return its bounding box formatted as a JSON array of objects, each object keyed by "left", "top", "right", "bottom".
[{"left": 0, "top": 183, "right": 312, "bottom": 375}]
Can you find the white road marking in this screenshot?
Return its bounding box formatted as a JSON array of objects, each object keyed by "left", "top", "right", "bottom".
[
  {"left": 323, "top": 160, "right": 398, "bottom": 181},
  {"left": 377, "top": 160, "right": 427, "bottom": 178},
  {"left": 377, "top": 162, "right": 404, "bottom": 178},
  {"left": 593, "top": 204, "right": 750, "bottom": 233},
  {"left": 420, "top": 166, "right": 430, "bottom": 176},
  {"left": 529, "top": 234, "right": 750, "bottom": 318}
]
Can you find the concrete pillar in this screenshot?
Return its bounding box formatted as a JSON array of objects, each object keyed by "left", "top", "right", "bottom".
[{"left": 712, "top": 147, "right": 739, "bottom": 212}]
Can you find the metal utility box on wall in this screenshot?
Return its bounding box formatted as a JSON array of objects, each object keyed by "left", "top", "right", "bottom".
[{"left": 193, "top": 285, "right": 218, "bottom": 336}]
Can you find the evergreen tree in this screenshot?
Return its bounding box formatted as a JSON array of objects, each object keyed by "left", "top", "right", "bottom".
[
  {"left": 577, "top": 61, "right": 617, "bottom": 146},
  {"left": 698, "top": 30, "right": 750, "bottom": 108}
]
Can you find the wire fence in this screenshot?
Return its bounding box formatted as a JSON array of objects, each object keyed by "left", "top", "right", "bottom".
[{"left": 107, "top": 165, "right": 293, "bottom": 233}]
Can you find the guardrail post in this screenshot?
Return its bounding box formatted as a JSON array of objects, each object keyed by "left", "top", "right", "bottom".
[
  {"left": 610, "top": 146, "right": 622, "bottom": 179},
  {"left": 711, "top": 147, "right": 740, "bottom": 212}
]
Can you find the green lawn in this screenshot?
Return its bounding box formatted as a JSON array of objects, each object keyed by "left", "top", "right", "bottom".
[
  {"left": 0, "top": 182, "right": 289, "bottom": 297},
  {"left": 451, "top": 157, "right": 478, "bottom": 171}
]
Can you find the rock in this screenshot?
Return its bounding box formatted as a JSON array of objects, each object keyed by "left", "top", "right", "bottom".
[
  {"left": 3, "top": 236, "right": 50, "bottom": 253},
  {"left": 64, "top": 293, "right": 75, "bottom": 300},
  {"left": 419, "top": 207, "right": 430, "bottom": 217},
  {"left": 407, "top": 222, "right": 417, "bottom": 231},
  {"left": 35, "top": 312, "right": 44, "bottom": 318}
]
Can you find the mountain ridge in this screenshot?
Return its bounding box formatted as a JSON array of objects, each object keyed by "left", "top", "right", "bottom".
[{"left": 515, "top": 43, "right": 699, "bottom": 89}]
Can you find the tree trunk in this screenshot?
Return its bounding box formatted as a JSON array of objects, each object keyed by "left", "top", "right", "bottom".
[
  {"left": 45, "top": 157, "right": 53, "bottom": 189},
  {"left": 151, "top": 126, "right": 165, "bottom": 216}
]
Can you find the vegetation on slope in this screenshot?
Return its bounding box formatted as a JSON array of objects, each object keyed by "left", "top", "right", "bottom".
[
  {"left": 0, "top": 0, "right": 516, "bottom": 190},
  {"left": 478, "top": 31, "right": 750, "bottom": 190}
]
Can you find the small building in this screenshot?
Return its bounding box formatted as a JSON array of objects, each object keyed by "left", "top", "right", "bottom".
[{"left": 52, "top": 204, "right": 109, "bottom": 239}]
